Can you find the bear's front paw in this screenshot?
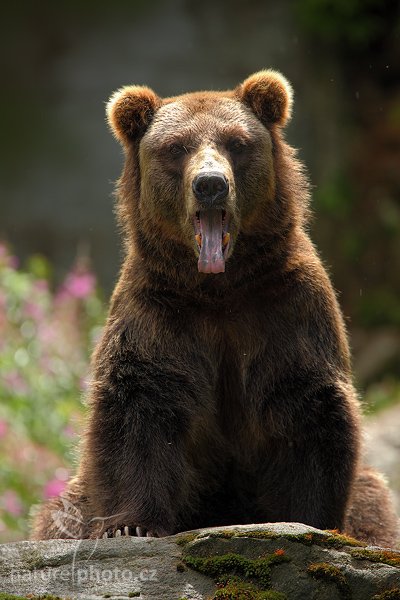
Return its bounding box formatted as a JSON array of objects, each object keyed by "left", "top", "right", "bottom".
[
  {"left": 102, "top": 525, "right": 170, "bottom": 538},
  {"left": 102, "top": 525, "right": 134, "bottom": 538}
]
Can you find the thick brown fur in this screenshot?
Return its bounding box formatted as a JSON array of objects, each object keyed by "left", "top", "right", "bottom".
[
  {"left": 32, "top": 70, "right": 399, "bottom": 547},
  {"left": 345, "top": 467, "right": 399, "bottom": 547}
]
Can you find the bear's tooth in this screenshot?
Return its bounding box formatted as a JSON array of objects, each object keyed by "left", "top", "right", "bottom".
[
  {"left": 195, "top": 234, "right": 202, "bottom": 247},
  {"left": 222, "top": 233, "right": 230, "bottom": 247}
]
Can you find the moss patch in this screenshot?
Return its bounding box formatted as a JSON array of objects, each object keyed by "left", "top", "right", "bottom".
[
  {"left": 176, "top": 533, "right": 198, "bottom": 546},
  {"left": 176, "top": 532, "right": 198, "bottom": 546},
  {"left": 322, "top": 531, "right": 366, "bottom": 548},
  {"left": 350, "top": 548, "right": 400, "bottom": 567},
  {"left": 286, "top": 531, "right": 364, "bottom": 549},
  {"left": 307, "top": 562, "right": 350, "bottom": 599},
  {"left": 197, "top": 530, "right": 278, "bottom": 542},
  {"left": 214, "top": 578, "right": 287, "bottom": 599},
  {"left": 195, "top": 528, "right": 365, "bottom": 549},
  {"left": 183, "top": 551, "right": 288, "bottom": 599}
]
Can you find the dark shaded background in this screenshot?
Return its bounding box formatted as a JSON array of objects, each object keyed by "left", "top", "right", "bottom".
[{"left": 1, "top": 0, "right": 400, "bottom": 385}]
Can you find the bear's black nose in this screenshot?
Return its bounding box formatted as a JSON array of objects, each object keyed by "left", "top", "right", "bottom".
[{"left": 192, "top": 172, "right": 229, "bottom": 206}]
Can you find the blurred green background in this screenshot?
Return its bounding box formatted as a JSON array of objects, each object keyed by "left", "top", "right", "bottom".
[{"left": 0, "top": 0, "right": 399, "bottom": 542}]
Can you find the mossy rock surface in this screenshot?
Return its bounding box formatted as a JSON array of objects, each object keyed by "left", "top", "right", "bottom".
[{"left": 0, "top": 523, "right": 399, "bottom": 599}]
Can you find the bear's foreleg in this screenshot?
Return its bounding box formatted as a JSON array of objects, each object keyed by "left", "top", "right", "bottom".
[
  {"left": 81, "top": 346, "right": 212, "bottom": 539},
  {"left": 258, "top": 381, "right": 360, "bottom": 531}
]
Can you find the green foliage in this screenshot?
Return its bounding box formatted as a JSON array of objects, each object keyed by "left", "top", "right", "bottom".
[
  {"left": 295, "top": 0, "right": 394, "bottom": 47},
  {"left": 314, "top": 173, "right": 353, "bottom": 219},
  {"left": 0, "top": 243, "right": 106, "bottom": 542},
  {"left": 363, "top": 379, "right": 400, "bottom": 414},
  {"left": 359, "top": 289, "right": 400, "bottom": 328},
  {"left": 312, "top": 169, "right": 400, "bottom": 330}
]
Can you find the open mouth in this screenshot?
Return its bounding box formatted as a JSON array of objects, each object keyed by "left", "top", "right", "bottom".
[{"left": 193, "top": 209, "right": 230, "bottom": 274}]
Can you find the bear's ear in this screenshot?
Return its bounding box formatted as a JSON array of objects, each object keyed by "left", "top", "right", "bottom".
[
  {"left": 106, "top": 85, "right": 162, "bottom": 144},
  {"left": 235, "top": 70, "right": 293, "bottom": 127}
]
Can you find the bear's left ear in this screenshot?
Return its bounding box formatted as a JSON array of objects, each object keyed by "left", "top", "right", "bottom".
[
  {"left": 235, "top": 70, "right": 293, "bottom": 127},
  {"left": 106, "top": 85, "right": 162, "bottom": 144}
]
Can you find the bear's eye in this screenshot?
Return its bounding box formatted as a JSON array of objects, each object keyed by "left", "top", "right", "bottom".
[
  {"left": 169, "top": 143, "right": 186, "bottom": 158},
  {"left": 227, "top": 139, "right": 247, "bottom": 155}
]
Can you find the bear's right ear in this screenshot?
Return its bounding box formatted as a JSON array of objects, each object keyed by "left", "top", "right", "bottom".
[{"left": 106, "top": 85, "right": 162, "bottom": 144}]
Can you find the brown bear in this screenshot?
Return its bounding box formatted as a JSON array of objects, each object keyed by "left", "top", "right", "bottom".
[{"left": 32, "top": 71, "right": 399, "bottom": 547}]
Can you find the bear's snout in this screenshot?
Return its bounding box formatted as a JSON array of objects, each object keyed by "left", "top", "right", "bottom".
[{"left": 192, "top": 172, "right": 229, "bottom": 208}]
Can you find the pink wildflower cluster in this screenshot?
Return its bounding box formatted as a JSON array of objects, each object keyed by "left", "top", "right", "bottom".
[
  {"left": 0, "top": 491, "right": 22, "bottom": 517},
  {"left": 0, "top": 420, "right": 8, "bottom": 439},
  {"left": 0, "top": 242, "right": 105, "bottom": 542},
  {"left": 59, "top": 267, "right": 96, "bottom": 300},
  {"left": 44, "top": 467, "right": 70, "bottom": 500}
]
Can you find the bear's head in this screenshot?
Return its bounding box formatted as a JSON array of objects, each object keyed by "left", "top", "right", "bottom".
[{"left": 107, "top": 71, "right": 304, "bottom": 276}]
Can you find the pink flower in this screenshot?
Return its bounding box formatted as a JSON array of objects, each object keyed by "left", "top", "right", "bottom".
[
  {"left": 24, "top": 300, "right": 45, "bottom": 321},
  {"left": 0, "top": 244, "right": 18, "bottom": 269},
  {"left": 1, "top": 491, "right": 23, "bottom": 517},
  {"left": 44, "top": 478, "right": 67, "bottom": 499},
  {"left": 8, "top": 255, "right": 19, "bottom": 269},
  {"left": 37, "top": 324, "right": 57, "bottom": 346},
  {"left": 0, "top": 420, "right": 8, "bottom": 438},
  {"left": 3, "top": 372, "right": 28, "bottom": 394},
  {"left": 62, "top": 271, "right": 96, "bottom": 299},
  {"left": 34, "top": 279, "right": 48, "bottom": 292}
]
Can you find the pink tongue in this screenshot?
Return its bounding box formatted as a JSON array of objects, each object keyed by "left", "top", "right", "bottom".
[{"left": 198, "top": 210, "right": 225, "bottom": 274}]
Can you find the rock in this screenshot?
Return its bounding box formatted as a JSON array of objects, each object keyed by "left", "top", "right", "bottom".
[{"left": 0, "top": 523, "right": 399, "bottom": 600}]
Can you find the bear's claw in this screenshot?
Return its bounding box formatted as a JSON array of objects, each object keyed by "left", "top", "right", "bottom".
[{"left": 101, "top": 525, "right": 161, "bottom": 538}]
